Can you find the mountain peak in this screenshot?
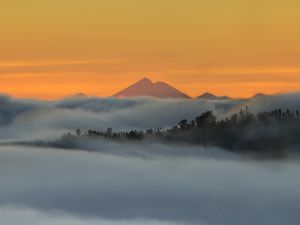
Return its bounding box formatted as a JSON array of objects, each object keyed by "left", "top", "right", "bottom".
[
  {"left": 199, "top": 92, "right": 216, "bottom": 98},
  {"left": 198, "top": 92, "right": 230, "bottom": 100},
  {"left": 113, "top": 78, "right": 190, "bottom": 99},
  {"left": 137, "top": 77, "right": 153, "bottom": 84},
  {"left": 253, "top": 93, "right": 267, "bottom": 98},
  {"left": 69, "top": 93, "right": 88, "bottom": 98}
]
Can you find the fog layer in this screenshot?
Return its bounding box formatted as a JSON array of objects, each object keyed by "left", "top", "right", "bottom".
[
  {"left": 0, "top": 94, "right": 243, "bottom": 141},
  {"left": 0, "top": 145, "right": 300, "bottom": 225},
  {"left": 1, "top": 94, "right": 300, "bottom": 224}
]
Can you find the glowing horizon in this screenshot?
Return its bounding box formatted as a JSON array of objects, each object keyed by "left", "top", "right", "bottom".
[{"left": 1, "top": 0, "right": 300, "bottom": 99}]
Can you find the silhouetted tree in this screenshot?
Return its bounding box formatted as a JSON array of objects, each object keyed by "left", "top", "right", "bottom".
[{"left": 195, "top": 111, "right": 216, "bottom": 127}]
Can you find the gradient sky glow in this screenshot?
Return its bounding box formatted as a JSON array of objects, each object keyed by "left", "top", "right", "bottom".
[{"left": 1, "top": 0, "right": 300, "bottom": 99}]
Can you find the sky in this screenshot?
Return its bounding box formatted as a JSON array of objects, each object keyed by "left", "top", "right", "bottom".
[{"left": 0, "top": 0, "right": 300, "bottom": 99}]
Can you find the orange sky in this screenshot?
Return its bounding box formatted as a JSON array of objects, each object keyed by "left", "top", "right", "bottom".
[{"left": 1, "top": 0, "right": 300, "bottom": 99}]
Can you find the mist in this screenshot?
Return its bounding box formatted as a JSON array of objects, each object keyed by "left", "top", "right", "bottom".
[
  {"left": 0, "top": 95, "right": 240, "bottom": 141},
  {"left": 0, "top": 207, "right": 182, "bottom": 225},
  {"left": 0, "top": 93, "right": 300, "bottom": 142}
]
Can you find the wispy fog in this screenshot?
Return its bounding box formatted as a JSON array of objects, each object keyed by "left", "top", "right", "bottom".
[
  {"left": 0, "top": 93, "right": 300, "bottom": 142},
  {"left": 0, "top": 207, "right": 182, "bottom": 225},
  {"left": 0, "top": 95, "right": 242, "bottom": 141}
]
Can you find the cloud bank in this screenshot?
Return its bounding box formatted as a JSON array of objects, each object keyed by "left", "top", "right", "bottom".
[{"left": 0, "top": 145, "right": 300, "bottom": 225}]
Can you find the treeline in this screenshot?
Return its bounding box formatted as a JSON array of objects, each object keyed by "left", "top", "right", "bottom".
[{"left": 64, "top": 107, "right": 300, "bottom": 154}]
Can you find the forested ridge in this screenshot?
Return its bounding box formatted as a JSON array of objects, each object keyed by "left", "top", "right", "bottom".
[{"left": 60, "top": 107, "right": 300, "bottom": 154}]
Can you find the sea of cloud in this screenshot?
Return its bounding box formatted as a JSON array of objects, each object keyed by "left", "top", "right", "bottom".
[{"left": 1, "top": 94, "right": 300, "bottom": 224}]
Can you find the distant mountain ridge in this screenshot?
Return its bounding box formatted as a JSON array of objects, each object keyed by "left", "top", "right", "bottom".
[
  {"left": 65, "top": 77, "right": 270, "bottom": 100},
  {"left": 252, "top": 93, "right": 267, "bottom": 98},
  {"left": 198, "top": 92, "right": 230, "bottom": 100},
  {"left": 113, "top": 78, "right": 191, "bottom": 99},
  {"left": 73, "top": 93, "right": 88, "bottom": 98}
]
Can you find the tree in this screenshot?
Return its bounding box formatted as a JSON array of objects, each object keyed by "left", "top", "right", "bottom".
[{"left": 195, "top": 111, "right": 216, "bottom": 127}]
